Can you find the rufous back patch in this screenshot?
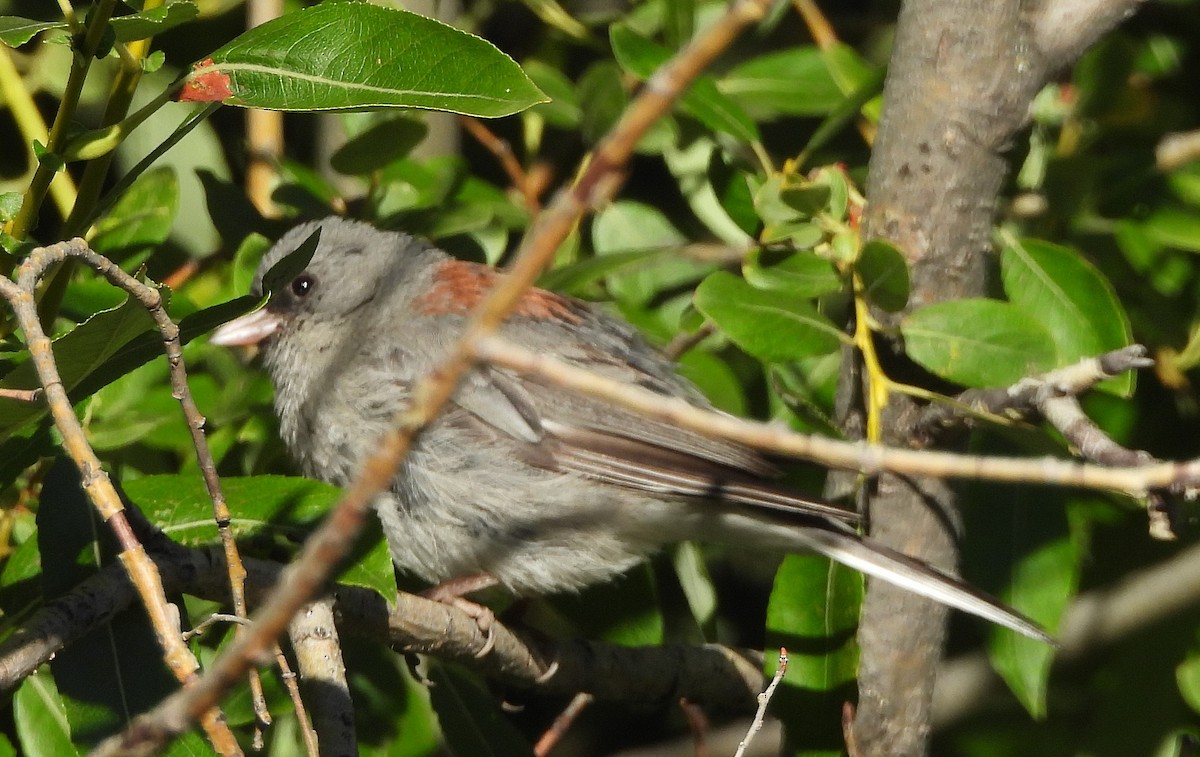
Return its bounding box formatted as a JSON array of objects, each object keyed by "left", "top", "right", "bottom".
[{"left": 414, "top": 261, "right": 584, "bottom": 324}]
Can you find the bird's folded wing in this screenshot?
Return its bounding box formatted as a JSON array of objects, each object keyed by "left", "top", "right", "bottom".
[{"left": 453, "top": 367, "right": 860, "bottom": 524}]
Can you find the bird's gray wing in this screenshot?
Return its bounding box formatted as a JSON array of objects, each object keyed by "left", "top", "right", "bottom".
[{"left": 452, "top": 365, "right": 860, "bottom": 523}]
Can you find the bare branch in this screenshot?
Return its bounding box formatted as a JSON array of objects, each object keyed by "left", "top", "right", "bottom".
[
  {"left": 1032, "top": 0, "right": 1146, "bottom": 73},
  {"left": 471, "top": 335, "right": 1196, "bottom": 496}
]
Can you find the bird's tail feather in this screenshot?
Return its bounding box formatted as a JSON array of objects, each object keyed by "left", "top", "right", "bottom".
[{"left": 716, "top": 512, "right": 1053, "bottom": 644}]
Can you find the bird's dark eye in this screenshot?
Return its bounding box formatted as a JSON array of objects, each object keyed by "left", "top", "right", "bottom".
[{"left": 291, "top": 274, "right": 315, "bottom": 298}]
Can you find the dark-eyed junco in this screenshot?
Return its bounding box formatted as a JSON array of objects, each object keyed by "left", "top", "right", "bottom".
[{"left": 211, "top": 216, "right": 1048, "bottom": 642}]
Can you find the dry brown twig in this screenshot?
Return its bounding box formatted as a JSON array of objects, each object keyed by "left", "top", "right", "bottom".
[{"left": 471, "top": 335, "right": 1197, "bottom": 496}]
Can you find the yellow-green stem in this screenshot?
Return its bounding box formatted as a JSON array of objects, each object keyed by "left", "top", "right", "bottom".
[{"left": 10, "top": 0, "right": 120, "bottom": 244}]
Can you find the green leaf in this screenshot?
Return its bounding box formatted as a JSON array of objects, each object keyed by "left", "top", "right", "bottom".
[
  {"left": 1178, "top": 652, "right": 1200, "bottom": 714},
  {"left": 204, "top": 3, "right": 546, "bottom": 117},
  {"left": 901, "top": 299, "right": 1057, "bottom": 387},
  {"left": 330, "top": 117, "right": 428, "bottom": 175},
  {"left": 609, "top": 24, "right": 759, "bottom": 143},
  {"left": 0, "top": 192, "right": 22, "bottom": 223},
  {"left": 523, "top": 59, "right": 581, "bottom": 128},
  {"left": 577, "top": 61, "right": 626, "bottom": 145},
  {"left": 14, "top": 669, "right": 79, "bottom": 757},
  {"left": 537, "top": 249, "right": 663, "bottom": 295},
  {"left": 591, "top": 201, "right": 714, "bottom": 306},
  {"left": 964, "top": 480, "right": 1080, "bottom": 720},
  {"left": 765, "top": 555, "right": 862, "bottom": 754},
  {"left": 1143, "top": 207, "right": 1200, "bottom": 252},
  {"left": 426, "top": 662, "right": 534, "bottom": 756},
  {"left": 552, "top": 565, "right": 663, "bottom": 646},
  {"left": 90, "top": 167, "right": 180, "bottom": 256},
  {"left": 0, "top": 296, "right": 158, "bottom": 441},
  {"left": 0, "top": 16, "right": 63, "bottom": 47},
  {"left": 744, "top": 248, "right": 841, "bottom": 297},
  {"left": 720, "top": 46, "right": 843, "bottom": 118},
  {"left": 109, "top": 2, "right": 199, "bottom": 42},
  {"left": 1000, "top": 236, "right": 1132, "bottom": 395},
  {"left": 123, "top": 475, "right": 397, "bottom": 600},
  {"left": 694, "top": 271, "right": 844, "bottom": 362},
  {"left": 856, "top": 238, "right": 910, "bottom": 312},
  {"left": 987, "top": 534, "right": 1076, "bottom": 718}
]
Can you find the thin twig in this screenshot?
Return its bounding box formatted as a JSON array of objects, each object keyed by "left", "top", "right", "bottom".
[
  {"left": 734, "top": 648, "right": 787, "bottom": 757},
  {"left": 533, "top": 692, "right": 593, "bottom": 757},
  {"left": 471, "top": 335, "right": 1198, "bottom": 495},
  {"left": 461, "top": 115, "right": 540, "bottom": 212},
  {"left": 0, "top": 388, "right": 41, "bottom": 403}
]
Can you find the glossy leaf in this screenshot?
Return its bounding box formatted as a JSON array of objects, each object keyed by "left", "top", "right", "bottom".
[
  {"left": 609, "top": 24, "right": 759, "bottom": 142},
  {"left": 694, "top": 271, "right": 844, "bottom": 362},
  {"left": 720, "top": 46, "right": 843, "bottom": 118},
  {"left": 13, "top": 670, "right": 78, "bottom": 757},
  {"left": 0, "top": 16, "right": 61, "bottom": 47},
  {"left": 330, "top": 117, "right": 428, "bottom": 176},
  {"left": 1000, "top": 236, "right": 1132, "bottom": 394},
  {"left": 90, "top": 167, "right": 180, "bottom": 256},
  {"left": 109, "top": 3, "right": 199, "bottom": 42},
  {"left": 123, "top": 475, "right": 397, "bottom": 601},
  {"left": 744, "top": 248, "right": 842, "bottom": 297},
  {"left": 964, "top": 480, "right": 1081, "bottom": 720},
  {"left": 857, "top": 238, "right": 910, "bottom": 312},
  {"left": 901, "top": 299, "right": 1057, "bottom": 387},
  {"left": 204, "top": 3, "right": 546, "bottom": 116},
  {"left": 765, "top": 555, "right": 862, "bottom": 754}
]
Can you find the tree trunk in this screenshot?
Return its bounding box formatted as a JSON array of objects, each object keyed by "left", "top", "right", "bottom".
[{"left": 853, "top": 0, "right": 1142, "bottom": 752}]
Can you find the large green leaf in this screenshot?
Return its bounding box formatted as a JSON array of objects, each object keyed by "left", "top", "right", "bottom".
[
  {"left": 694, "top": 271, "right": 844, "bottom": 362},
  {"left": 900, "top": 299, "right": 1057, "bottom": 387},
  {"left": 964, "top": 478, "right": 1082, "bottom": 719},
  {"left": 122, "top": 475, "right": 397, "bottom": 601},
  {"left": 1001, "top": 237, "right": 1133, "bottom": 395},
  {"left": 13, "top": 669, "right": 79, "bottom": 757},
  {"left": 426, "top": 662, "right": 534, "bottom": 757},
  {"left": 0, "top": 16, "right": 61, "bottom": 47},
  {"left": 720, "top": 46, "right": 843, "bottom": 118},
  {"left": 89, "top": 167, "right": 180, "bottom": 256},
  {"left": 609, "top": 24, "right": 759, "bottom": 142},
  {"left": 765, "top": 554, "right": 862, "bottom": 755},
  {"left": 200, "top": 2, "right": 546, "bottom": 116}
]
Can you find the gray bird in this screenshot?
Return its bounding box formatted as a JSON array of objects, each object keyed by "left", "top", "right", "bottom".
[{"left": 211, "top": 216, "right": 1049, "bottom": 642}]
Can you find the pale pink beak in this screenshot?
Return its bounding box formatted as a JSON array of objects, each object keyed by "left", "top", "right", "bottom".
[{"left": 210, "top": 308, "right": 283, "bottom": 347}]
